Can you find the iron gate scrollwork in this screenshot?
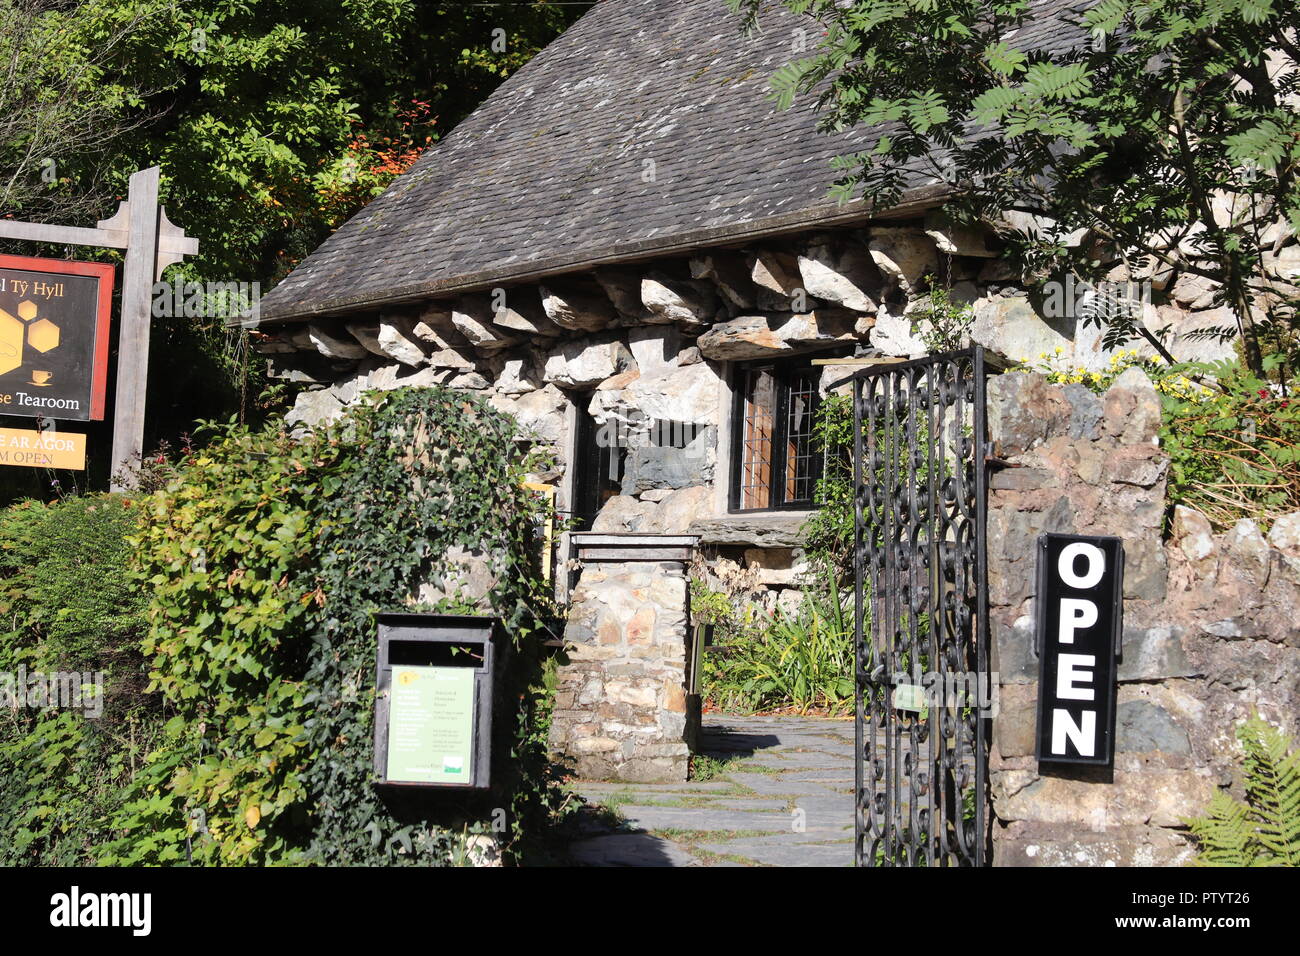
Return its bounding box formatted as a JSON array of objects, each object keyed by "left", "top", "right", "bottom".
[{"left": 843, "top": 347, "right": 992, "bottom": 867}]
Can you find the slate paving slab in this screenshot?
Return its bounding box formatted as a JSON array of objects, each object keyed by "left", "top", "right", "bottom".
[
  {"left": 728, "top": 772, "right": 841, "bottom": 798},
  {"left": 567, "top": 713, "right": 858, "bottom": 867},
  {"left": 576, "top": 780, "right": 739, "bottom": 794},
  {"left": 697, "top": 840, "right": 854, "bottom": 868},
  {"left": 567, "top": 832, "right": 700, "bottom": 867},
  {"left": 617, "top": 805, "right": 794, "bottom": 834},
  {"left": 784, "top": 771, "right": 855, "bottom": 784}
]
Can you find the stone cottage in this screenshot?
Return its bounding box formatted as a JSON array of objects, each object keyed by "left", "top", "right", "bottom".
[
  {"left": 250, "top": 0, "right": 1297, "bottom": 804},
  {"left": 254, "top": 0, "right": 1241, "bottom": 592}
]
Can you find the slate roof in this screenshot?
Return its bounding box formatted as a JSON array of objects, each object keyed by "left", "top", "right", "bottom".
[{"left": 258, "top": 0, "right": 1086, "bottom": 324}]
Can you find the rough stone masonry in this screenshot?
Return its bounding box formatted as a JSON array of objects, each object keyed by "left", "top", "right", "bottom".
[
  {"left": 986, "top": 369, "right": 1300, "bottom": 866},
  {"left": 548, "top": 535, "right": 698, "bottom": 782}
]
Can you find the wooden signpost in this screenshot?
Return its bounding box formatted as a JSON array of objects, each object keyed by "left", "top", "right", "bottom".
[{"left": 0, "top": 167, "right": 197, "bottom": 490}]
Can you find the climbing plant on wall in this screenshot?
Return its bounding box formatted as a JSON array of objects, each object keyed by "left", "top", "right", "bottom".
[
  {"left": 97, "top": 386, "right": 560, "bottom": 865},
  {"left": 301, "top": 387, "right": 561, "bottom": 864}
]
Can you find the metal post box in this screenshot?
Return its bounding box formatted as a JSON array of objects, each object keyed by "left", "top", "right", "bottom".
[{"left": 373, "top": 613, "right": 501, "bottom": 790}]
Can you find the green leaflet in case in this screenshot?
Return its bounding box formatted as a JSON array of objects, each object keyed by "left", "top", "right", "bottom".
[{"left": 385, "top": 665, "right": 476, "bottom": 783}]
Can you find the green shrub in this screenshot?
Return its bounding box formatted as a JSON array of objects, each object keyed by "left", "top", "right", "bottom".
[
  {"left": 0, "top": 494, "right": 145, "bottom": 672},
  {"left": 0, "top": 493, "right": 155, "bottom": 866},
  {"left": 1159, "top": 358, "right": 1300, "bottom": 531},
  {"left": 803, "top": 393, "right": 854, "bottom": 579},
  {"left": 98, "top": 424, "right": 329, "bottom": 865},
  {"left": 694, "top": 577, "right": 765, "bottom": 713},
  {"left": 1187, "top": 715, "right": 1300, "bottom": 867},
  {"left": 703, "top": 570, "right": 854, "bottom": 716},
  {"left": 100, "top": 385, "right": 561, "bottom": 866},
  {"left": 0, "top": 708, "right": 162, "bottom": 866},
  {"left": 910, "top": 282, "right": 975, "bottom": 354}
]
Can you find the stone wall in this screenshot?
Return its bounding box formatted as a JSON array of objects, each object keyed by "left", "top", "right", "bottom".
[
  {"left": 548, "top": 536, "right": 696, "bottom": 782},
  {"left": 258, "top": 217, "right": 1300, "bottom": 803},
  {"left": 987, "top": 369, "right": 1300, "bottom": 866},
  {"left": 256, "top": 216, "right": 1251, "bottom": 594}
]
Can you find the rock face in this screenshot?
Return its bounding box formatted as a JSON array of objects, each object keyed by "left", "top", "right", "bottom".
[
  {"left": 749, "top": 249, "right": 805, "bottom": 311},
  {"left": 415, "top": 545, "right": 500, "bottom": 606},
  {"left": 696, "top": 310, "right": 856, "bottom": 360},
  {"left": 492, "top": 349, "right": 543, "bottom": 394},
  {"left": 347, "top": 314, "right": 432, "bottom": 367},
  {"left": 924, "top": 210, "right": 999, "bottom": 258},
  {"left": 868, "top": 226, "right": 939, "bottom": 294},
  {"left": 285, "top": 387, "right": 344, "bottom": 430},
  {"left": 797, "top": 237, "right": 880, "bottom": 312},
  {"left": 591, "top": 359, "right": 718, "bottom": 433},
  {"left": 691, "top": 251, "right": 756, "bottom": 309},
  {"left": 869, "top": 307, "right": 927, "bottom": 357},
  {"left": 986, "top": 369, "right": 1300, "bottom": 867},
  {"left": 641, "top": 273, "right": 718, "bottom": 326},
  {"left": 308, "top": 321, "right": 369, "bottom": 360},
  {"left": 488, "top": 384, "right": 567, "bottom": 443},
  {"left": 540, "top": 280, "right": 615, "bottom": 332},
  {"left": 452, "top": 296, "right": 520, "bottom": 350},
  {"left": 971, "top": 295, "right": 1071, "bottom": 363},
  {"left": 542, "top": 334, "right": 635, "bottom": 388},
  {"left": 490, "top": 288, "right": 563, "bottom": 337}
]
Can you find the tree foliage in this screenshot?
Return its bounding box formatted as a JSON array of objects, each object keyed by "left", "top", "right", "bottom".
[
  {"left": 0, "top": 0, "right": 169, "bottom": 223},
  {"left": 0, "top": 493, "right": 157, "bottom": 866},
  {"left": 733, "top": 0, "right": 1300, "bottom": 376},
  {"left": 1, "top": 1, "right": 583, "bottom": 449}
]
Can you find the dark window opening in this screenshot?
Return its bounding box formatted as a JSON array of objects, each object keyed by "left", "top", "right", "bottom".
[
  {"left": 571, "top": 392, "right": 623, "bottom": 532},
  {"left": 730, "top": 362, "right": 824, "bottom": 512}
]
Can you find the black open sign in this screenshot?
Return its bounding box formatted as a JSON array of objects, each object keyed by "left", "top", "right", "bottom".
[{"left": 1034, "top": 533, "right": 1124, "bottom": 767}]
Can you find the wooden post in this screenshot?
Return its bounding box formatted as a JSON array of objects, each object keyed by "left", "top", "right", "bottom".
[
  {"left": 109, "top": 168, "right": 161, "bottom": 492},
  {"left": 0, "top": 166, "right": 196, "bottom": 490}
]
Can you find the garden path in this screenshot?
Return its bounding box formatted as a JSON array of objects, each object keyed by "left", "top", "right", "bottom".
[{"left": 565, "top": 714, "right": 856, "bottom": 866}]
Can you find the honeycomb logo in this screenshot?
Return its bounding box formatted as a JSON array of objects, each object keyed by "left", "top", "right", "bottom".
[{"left": 0, "top": 299, "right": 61, "bottom": 378}]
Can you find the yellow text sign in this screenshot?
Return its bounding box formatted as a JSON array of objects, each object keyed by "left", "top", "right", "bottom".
[{"left": 0, "top": 426, "right": 85, "bottom": 470}]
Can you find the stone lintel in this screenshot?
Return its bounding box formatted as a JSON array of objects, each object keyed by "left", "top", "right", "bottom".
[{"left": 572, "top": 532, "right": 699, "bottom": 562}]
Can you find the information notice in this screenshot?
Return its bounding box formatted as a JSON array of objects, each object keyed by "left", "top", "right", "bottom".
[{"left": 385, "top": 666, "right": 475, "bottom": 784}]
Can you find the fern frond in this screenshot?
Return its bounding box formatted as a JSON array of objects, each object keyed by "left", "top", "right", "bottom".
[
  {"left": 1238, "top": 716, "right": 1300, "bottom": 866},
  {"left": 1187, "top": 791, "right": 1261, "bottom": 866},
  {"left": 1187, "top": 715, "right": 1300, "bottom": 867}
]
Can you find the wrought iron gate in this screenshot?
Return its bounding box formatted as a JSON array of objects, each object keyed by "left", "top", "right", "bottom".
[{"left": 842, "top": 347, "right": 992, "bottom": 867}]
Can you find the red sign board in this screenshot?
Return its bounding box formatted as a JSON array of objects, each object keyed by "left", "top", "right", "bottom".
[{"left": 0, "top": 254, "right": 115, "bottom": 421}]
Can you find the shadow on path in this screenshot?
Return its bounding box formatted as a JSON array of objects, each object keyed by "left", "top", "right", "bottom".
[{"left": 565, "top": 713, "right": 856, "bottom": 867}]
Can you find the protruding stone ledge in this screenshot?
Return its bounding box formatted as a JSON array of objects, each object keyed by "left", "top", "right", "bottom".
[{"left": 689, "top": 513, "right": 811, "bottom": 548}]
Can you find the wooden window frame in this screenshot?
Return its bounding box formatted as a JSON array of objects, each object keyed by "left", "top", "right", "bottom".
[{"left": 728, "top": 359, "right": 825, "bottom": 513}]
